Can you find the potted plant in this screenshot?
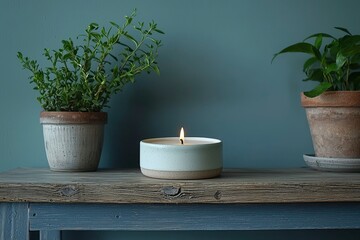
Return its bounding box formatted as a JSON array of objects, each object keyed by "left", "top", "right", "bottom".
[
  {"left": 272, "top": 27, "right": 360, "bottom": 171},
  {"left": 17, "top": 10, "right": 164, "bottom": 171}
]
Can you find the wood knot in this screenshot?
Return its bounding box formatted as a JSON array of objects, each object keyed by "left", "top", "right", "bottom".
[
  {"left": 161, "top": 186, "right": 181, "bottom": 197},
  {"left": 59, "top": 185, "right": 79, "bottom": 197},
  {"left": 214, "top": 190, "right": 222, "bottom": 200}
]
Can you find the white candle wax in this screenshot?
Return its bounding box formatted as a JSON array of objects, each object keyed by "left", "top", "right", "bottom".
[
  {"left": 143, "top": 137, "right": 219, "bottom": 145},
  {"left": 140, "top": 137, "right": 223, "bottom": 179}
]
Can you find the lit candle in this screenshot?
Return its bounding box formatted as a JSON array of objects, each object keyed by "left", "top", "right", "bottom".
[
  {"left": 140, "top": 128, "right": 223, "bottom": 179},
  {"left": 179, "top": 127, "right": 184, "bottom": 145}
]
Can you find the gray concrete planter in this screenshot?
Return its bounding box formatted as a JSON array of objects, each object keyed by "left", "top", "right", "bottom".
[
  {"left": 40, "top": 112, "right": 107, "bottom": 172},
  {"left": 301, "top": 91, "right": 360, "bottom": 160}
]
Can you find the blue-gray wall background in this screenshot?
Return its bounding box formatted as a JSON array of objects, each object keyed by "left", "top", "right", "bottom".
[{"left": 1, "top": 0, "right": 360, "bottom": 239}]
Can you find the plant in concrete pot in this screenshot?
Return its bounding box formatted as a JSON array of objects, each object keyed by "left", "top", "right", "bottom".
[
  {"left": 273, "top": 27, "right": 360, "bottom": 171},
  {"left": 17, "top": 10, "right": 164, "bottom": 171}
]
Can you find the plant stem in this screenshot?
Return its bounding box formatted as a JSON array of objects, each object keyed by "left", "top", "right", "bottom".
[
  {"left": 345, "top": 62, "right": 350, "bottom": 90},
  {"left": 118, "top": 27, "right": 154, "bottom": 75}
]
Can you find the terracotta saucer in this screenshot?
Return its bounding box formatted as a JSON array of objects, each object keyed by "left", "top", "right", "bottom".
[{"left": 304, "top": 154, "right": 360, "bottom": 172}]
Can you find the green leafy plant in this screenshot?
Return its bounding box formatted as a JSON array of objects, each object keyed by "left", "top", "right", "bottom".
[
  {"left": 272, "top": 27, "right": 360, "bottom": 97},
  {"left": 17, "top": 10, "right": 164, "bottom": 112}
]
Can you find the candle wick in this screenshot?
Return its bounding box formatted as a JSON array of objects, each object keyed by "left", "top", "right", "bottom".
[{"left": 180, "top": 139, "right": 184, "bottom": 145}]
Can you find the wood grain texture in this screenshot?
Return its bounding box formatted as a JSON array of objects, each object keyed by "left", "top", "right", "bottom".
[
  {"left": 0, "top": 168, "right": 360, "bottom": 204},
  {"left": 0, "top": 203, "right": 29, "bottom": 240},
  {"left": 29, "top": 203, "right": 360, "bottom": 230}
]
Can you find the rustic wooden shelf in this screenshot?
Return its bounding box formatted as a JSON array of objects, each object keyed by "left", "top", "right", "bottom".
[
  {"left": 1, "top": 168, "right": 360, "bottom": 240},
  {"left": 1, "top": 168, "right": 360, "bottom": 203}
]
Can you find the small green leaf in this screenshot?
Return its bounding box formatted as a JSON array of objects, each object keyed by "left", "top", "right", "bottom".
[
  {"left": 272, "top": 42, "right": 319, "bottom": 63},
  {"left": 90, "top": 32, "right": 101, "bottom": 40},
  {"left": 109, "top": 53, "right": 118, "bottom": 61},
  {"left": 303, "top": 57, "right": 319, "bottom": 72},
  {"left": 304, "top": 82, "right": 333, "bottom": 98},
  {"left": 118, "top": 42, "right": 134, "bottom": 51},
  {"left": 124, "top": 33, "right": 138, "bottom": 46},
  {"left": 110, "top": 21, "right": 120, "bottom": 28},
  {"left": 154, "top": 29, "right": 165, "bottom": 34},
  {"left": 339, "top": 35, "right": 360, "bottom": 45},
  {"left": 88, "top": 23, "right": 99, "bottom": 31},
  {"left": 325, "top": 63, "right": 338, "bottom": 74},
  {"left": 17, "top": 52, "right": 23, "bottom": 59},
  {"left": 152, "top": 65, "right": 160, "bottom": 75},
  {"left": 303, "top": 68, "right": 324, "bottom": 82},
  {"left": 303, "top": 33, "right": 335, "bottom": 41},
  {"left": 101, "top": 27, "right": 107, "bottom": 36},
  {"left": 335, "top": 27, "right": 352, "bottom": 35},
  {"left": 341, "top": 45, "right": 360, "bottom": 57},
  {"left": 327, "top": 40, "right": 340, "bottom": 58},
  {"left": 314, "top": 35, "right": 322, "bottom": 49},
  {"left": 336, "top": 52, "right": 347, "bottom": 68}
]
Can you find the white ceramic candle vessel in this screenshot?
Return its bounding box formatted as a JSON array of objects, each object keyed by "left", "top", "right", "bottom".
[{"left": 140, "top": 137, "right": 222, "bottom": 180}]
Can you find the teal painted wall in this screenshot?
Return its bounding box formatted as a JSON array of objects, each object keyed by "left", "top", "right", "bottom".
[{"left": 1, "top": 0, "right": 360, "bottom": 239}]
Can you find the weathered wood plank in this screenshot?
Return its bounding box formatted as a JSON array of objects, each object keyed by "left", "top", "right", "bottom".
[
  {"left": 0, "top": 203, "right": 29, "bottom": 240},
  {"left": 29, "top": 203, "right": 360, "bottom": 231},
  {"left": 0, "top": 168, "right": 360, "bottom": 203},
  {"left": 40, "top": 230, "right": 61, "bottom": 240}
]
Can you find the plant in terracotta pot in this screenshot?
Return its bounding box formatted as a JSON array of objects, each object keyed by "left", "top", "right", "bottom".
[
  {"left": 272, "top": 27, "right": 360, "bottom": 171},
  {"left": 17, "top": 10, "right": 164, "bottom": 171}
]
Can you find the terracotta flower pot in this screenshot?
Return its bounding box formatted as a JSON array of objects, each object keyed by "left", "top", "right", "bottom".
[
  {"left": 301, "top": 91, "right": 360, "bottom": 158},
  {"left": 40, "top": 112, "right": 107, "bottom": 171}
]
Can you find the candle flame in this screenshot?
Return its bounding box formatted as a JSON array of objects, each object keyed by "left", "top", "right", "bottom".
[{"left": 179, "top": 127, "right": 185, "bottom": 144}]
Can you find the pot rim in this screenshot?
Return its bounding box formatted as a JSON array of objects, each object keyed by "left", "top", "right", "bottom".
[
  {"left": 301, "top": 91, "right": 360, "bottom": 107},
  {"left": 40, "top": 111, "right": 108, "bottom": 124}
]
